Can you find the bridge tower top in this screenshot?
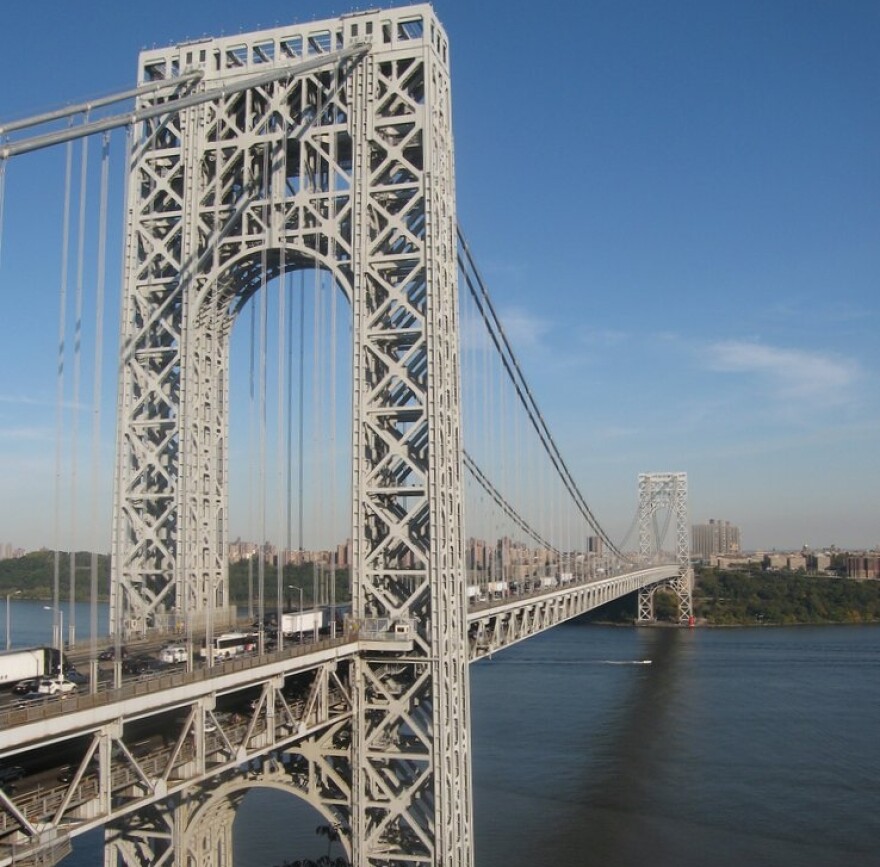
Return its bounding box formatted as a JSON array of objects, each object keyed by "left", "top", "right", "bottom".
[{"left": 137, "top": 3, "right": 448, "bottom": 86}]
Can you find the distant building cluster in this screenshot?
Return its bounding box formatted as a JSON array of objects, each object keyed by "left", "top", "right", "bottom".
[
  {"left": 709, "top": 551, "right": 832, "bottom": 572},
  {"left": 0, "top": 543, "right": 25, "bottom": 560},
  {"left": 700, "top": 547, "right": 880, "bottom": 580},
  {"left": 847, "top": 554, "right": 880, "bottom": 580},
  {"left": 466, "top": 535, "right": 606, "bottom": 581},
  {"left": 228, "top": 538, "right": 351, "bottom": 569},
  {"left": 691, "top": 519, "right": 741, "bottom": 560},
  {"left": 229, "top": 535, "right": 610, "bottom": 579}
]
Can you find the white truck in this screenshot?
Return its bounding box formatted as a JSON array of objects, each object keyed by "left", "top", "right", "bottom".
[
  {"left": 281, "top": 609, "right": 326, "bottom": 638},
  {"left": 0, "top": 647, "right": 64, "bottom": 689}
]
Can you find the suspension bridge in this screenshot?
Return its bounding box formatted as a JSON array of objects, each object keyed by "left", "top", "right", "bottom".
[{"left": 0, "top": 5, "right": 692, "bottom": 865}]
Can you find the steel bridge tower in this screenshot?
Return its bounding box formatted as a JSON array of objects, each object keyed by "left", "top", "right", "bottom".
[
  {"left": 109, "top": 5, "right": 471, "bottom": 865},
  {"left": 636, "top": 472, "right": 693, "bottom": 622}
]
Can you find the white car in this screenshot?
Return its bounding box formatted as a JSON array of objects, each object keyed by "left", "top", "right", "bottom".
[
  {"left": 36, "top": 676, "right": 78, "bottom": 696},
  {"left": 159, "top": 644, "right": 188, "bottom": 664}
]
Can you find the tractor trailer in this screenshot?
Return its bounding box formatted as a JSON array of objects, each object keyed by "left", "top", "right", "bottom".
[
  {"left": 281, "top": 609, "right": 326, "bottom": 638},
  {"left": 0, "top": 647, "right": 64, "bottom": 688}
]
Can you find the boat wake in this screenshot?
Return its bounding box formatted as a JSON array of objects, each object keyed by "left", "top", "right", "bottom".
[{"left": 601, "top": 659, "right": 652, "bottom": 665}]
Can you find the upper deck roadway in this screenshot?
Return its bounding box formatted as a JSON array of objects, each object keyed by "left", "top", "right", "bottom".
[{"left": 0, "top": 565, "right": 676, "bottom": 864}]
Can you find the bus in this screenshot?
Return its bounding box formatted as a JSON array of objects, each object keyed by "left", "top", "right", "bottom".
[{"left": 198, "top": 632, "right": 257, "bottom": 660}]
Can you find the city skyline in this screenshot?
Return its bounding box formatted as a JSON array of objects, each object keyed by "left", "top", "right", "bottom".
[{"left": 0, "top": 1, "right": 877, "bottom": 552}]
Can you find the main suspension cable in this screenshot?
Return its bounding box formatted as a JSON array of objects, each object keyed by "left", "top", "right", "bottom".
[{"left": 457, "top": 227, "right": 625, "bottom": 561}]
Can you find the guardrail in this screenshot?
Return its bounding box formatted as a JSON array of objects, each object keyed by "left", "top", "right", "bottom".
[{"left": 0, "top": 635, "right": 352, "bottom": 733}]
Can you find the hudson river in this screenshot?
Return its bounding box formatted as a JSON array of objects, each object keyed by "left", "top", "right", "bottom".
[{"left": 36, "top": 613, "right": 878, "bottom": 866}]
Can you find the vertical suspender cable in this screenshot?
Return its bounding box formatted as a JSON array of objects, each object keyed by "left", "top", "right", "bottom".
[
  {"left": 312, "top": 260, "right": 322, "bottom": 611},
  {"left": 285, "top": 261, "right": 295, "bottom": 643},
  {"left": 111, "top": 126, "right": 132, "bottom": 674},
  {"left": 258, "top": 282, "right": 267, "bottom": 644},
  {"left": 53, "top": 136, "right": 74, "bottom": 653},
  {"left": 512, "top": 372, "right": 519, "bottom": 577},
  {"left": 277, "top": 263, "right": 287, "bottom": 645},
  {"left": 247, "top": 302, "right": 256, "bottom": 622},
  {"left": 482, "top": 298, "right": 491, "bottom": 581},
  {"left": 498, "top": 343, "right": 506, "bottom": 586},
  {"left": 89, "top": 133, "right": 110, "bottom": 671},
  {"left": 69, "top": 128, "right": 90, "bottom": 644},
  {"left": 329, "top": 250, "right": 338, "bottom": 629},
  {"left": 298, "top": 270, "right": 305, "bottom": 555},
  {"left": 0, "top": 157, "right": 6, "bottom": 270},
  {"left": 257, "top": 231, "right": 269, "bottom": 651},
  {"left": 273, "top": 145, "right": 286, "bottom": 641}
]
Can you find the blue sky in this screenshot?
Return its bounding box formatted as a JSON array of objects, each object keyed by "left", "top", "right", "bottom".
[{"left": 0, "top": 0, "right": 877, "bottom": 553}]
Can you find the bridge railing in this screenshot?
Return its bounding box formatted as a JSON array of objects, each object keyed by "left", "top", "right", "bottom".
[
  {"left": 0, "top": 636, "right": 353, "bottom": 735},
  {"left": 352, "top": 617, "right": 418, "bottom": 641}
]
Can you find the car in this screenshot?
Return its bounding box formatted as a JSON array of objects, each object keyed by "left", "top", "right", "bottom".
[
  {"left": 35, "top": 676, "right": 78, "bottom": 696},
  {"left": 158, "top": 644, "right": 187, "bottom": 664},
  {"left": 98, "top": 646, "right": 127, "bottom": 661},
  {"left": 15, "top": 692, "right": 51, "bottom": 708},
  {"left": 122, "top": 655, "right": 168, "bottom": 676},
  {"left": 62, "top": 667, "right": 89, "bottom": 686},
  {"left": 58, "top": 758, "right": 97, "bottom": 784},
  {"left": 0, "top": 766, "right": 25, "bottom": 793},
  {"left": 12, "top": 678, "right": 38, "bottom": 696}
]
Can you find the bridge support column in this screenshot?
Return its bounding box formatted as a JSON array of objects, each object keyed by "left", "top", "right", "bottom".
[
  {"left": 107, "top": 5, "right": 472, "bottom": 863},
  {"left": 104, "top": 789, "right": 240, "bottom": 867},
  {"left": 637, "top": 472, "right": 692, "bottom": 623},
  {"left": 104, "top": 797, "right": 181, "bottom": 866}
]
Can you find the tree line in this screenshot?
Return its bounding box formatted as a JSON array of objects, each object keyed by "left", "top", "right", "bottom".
[
  {"left": 5, "top": 554, "right": 876, "bottom": 624},
  {"left": 0, "top": 550, "right": 351, "bottom": 607},
  {"left": 692, "top": 564, "right": 880, "bottom": 625}
]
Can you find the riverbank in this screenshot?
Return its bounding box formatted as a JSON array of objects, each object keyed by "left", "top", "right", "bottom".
[{"left": 694, "top": 565, "right": 880, "bottom": 626}]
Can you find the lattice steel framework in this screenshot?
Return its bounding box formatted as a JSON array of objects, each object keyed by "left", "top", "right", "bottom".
[
  {"left": 110, "top": 5, "right": 470, "bottom": 865},
  {"left": 636, "top": 472, "right": 693, "bottom": 622}
]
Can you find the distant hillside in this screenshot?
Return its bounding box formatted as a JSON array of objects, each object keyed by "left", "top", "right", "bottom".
[
  {"left": 227, "top": 559, "right": 351, "bottom": 606},
  {"left": 0, "top": 550, "right": 111, "bottom": 600},
  {"left": 1, "top": 551, "right": 351, "bottom": 607},
  {"left": 579, "top": 564, "right": 880, "bottom": 626},
  {"left": 695, "top": 565, "right": 880, "bottom": 625}
]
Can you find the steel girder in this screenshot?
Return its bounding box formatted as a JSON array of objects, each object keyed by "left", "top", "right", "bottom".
[
  {"left": 636, "top": 472, "right": 693, "bottom": 622},
  {"left": 110, "top": 5, "right": 469, "bottom": 865},
  {"left": 111, "top": 33, "right": 373, "bottom": 637},
  {"left": 467, "top": 566, "right": 679, "bottom": 659},
  {"left": 0, "top": 657, "right": 354, "bottom": 866}
]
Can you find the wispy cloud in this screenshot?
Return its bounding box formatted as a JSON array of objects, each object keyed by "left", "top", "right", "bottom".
[
  {"left": 0, "top": 394, "right": 87, "bottom": 410},
  {"left": 494, "top": 305, "right": 553, "bottom": 352},
  {"left": 577, "top": 327, "right": 630, "bottom": 348},
  {"left": 0, "top": 426, "right": 53, "bottom": 442},
  {"left": 0, "top": 394, "right": 50, "bottom": 406},
  {"left": 706, "top": 340, "right": 859, "bottom": 403}
]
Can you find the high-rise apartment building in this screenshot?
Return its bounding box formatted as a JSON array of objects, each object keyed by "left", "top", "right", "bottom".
[{"left": 692, "top": 519, "right": 741, "bottom": 560}]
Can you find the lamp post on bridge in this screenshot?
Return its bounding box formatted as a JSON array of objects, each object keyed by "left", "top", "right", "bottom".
[
  {"left": 43, "top": 605, "right": 64, "bottom": 676},
  {"left": 288, "top": 585, "right": 303, "bottom": 613},
  {"left": 5, "top": 590, "right": 21, "bottom": 650}
]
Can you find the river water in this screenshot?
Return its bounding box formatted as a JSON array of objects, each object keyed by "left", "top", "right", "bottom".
[
  {"left": 6, "top": 602, "right": 874, "bottom": 867},
  {"left": 469, "top": 622, "right": 880, "bottom": 867}
]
